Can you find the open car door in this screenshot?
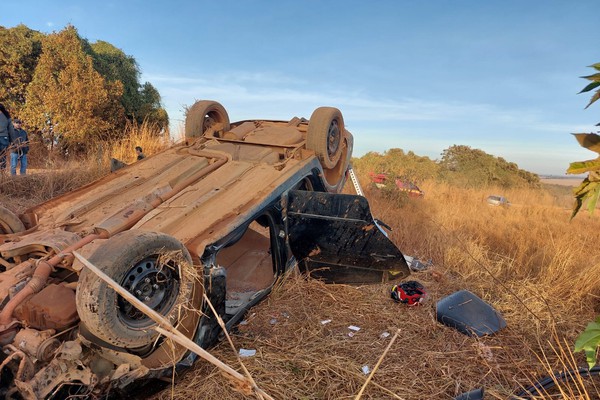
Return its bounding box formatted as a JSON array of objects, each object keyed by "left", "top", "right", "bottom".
[{"left": 286, "top": 190, "right": 410, "bottom": 284}]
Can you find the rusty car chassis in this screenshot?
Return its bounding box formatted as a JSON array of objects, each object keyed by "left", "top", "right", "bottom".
[{"left": 0, "top": 101, "right": 410, "bottom": 399}]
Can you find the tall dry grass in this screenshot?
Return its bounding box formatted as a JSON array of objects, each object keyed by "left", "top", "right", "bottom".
[
  {"left": 358, "top": 175, "right": 600, "bottom": 397},
  {"left": 107, "top": 120, "right": 174, "bottom": 164},
  {"left": 152, "top": 173, "right": 600, "bottom": 400},
  {"left": 376, "top": 178, "right": 600, "bottom": 315}
]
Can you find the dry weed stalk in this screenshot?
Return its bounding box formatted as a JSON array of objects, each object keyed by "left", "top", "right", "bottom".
[{"left": 73, "top": 251, "right": 271, "bottom": 399}]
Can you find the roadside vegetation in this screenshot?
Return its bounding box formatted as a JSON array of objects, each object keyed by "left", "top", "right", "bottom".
[
  {"left": 353, "top": 145, "right": 540, "bottom": 190},
  {"left": 0, "top": 24, "right": 167, "bottom": 155}
]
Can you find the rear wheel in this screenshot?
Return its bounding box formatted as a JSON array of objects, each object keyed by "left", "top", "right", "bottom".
[
  {"left": 185, "top": 100, "right": 230, "bottom": 139},
  {"left": 76, "top": 231, "right": 198, "bottom": 349},
  {"left": 307, "top": 107, "right": 344, "bottom": 169},
  {"left": 307, "top": 107, "right": 350, "bottom": 192},
  {"left": 0, "top": 206, "right": 25, "bottom": 234}
]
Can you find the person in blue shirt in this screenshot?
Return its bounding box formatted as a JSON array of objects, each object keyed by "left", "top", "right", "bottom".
[
  {"left": 0, "top": 103, "right": 15, "bottom": 172},
  {"left": 10, "top": 119, "right": 29, "bottom": 175}
]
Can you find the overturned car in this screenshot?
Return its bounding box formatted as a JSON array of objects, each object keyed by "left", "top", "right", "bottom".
[{"left": 0, "top": 101, "right": 410, "bottom": 399}]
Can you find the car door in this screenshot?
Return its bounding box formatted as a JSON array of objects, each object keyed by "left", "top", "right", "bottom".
[{"left": 285, "top": 190, "right": 410, "bottom": 284}]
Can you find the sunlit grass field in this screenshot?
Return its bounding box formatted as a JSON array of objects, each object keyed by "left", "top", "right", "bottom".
[{"left": 150, "top": 174, "right": 600, "bottom": 399}]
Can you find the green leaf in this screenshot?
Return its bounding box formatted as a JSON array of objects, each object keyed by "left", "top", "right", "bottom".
[
  {"left": 572, "top": 134, "right": 600, "bottom": 154},
  {"left": 581, "top": 73, "right": 600, "bottom": 81},
  {"left": 585, "top": 90, "right": 600, "bottom": 109},
  {"left": 587, "top": 185, "right": 600, "bottom": 214},
  {"left": 570, "top": 180, "right": 600, "bottom": 218},
  {"left": 574, "top": 317, "right": 600, "bottom": 369},
  {"left": 567, "top": 159, "right": 600, "bottom": 174},
  {"left": 571, "top": 195, "right": 583, "bottom": 219},
  {"left": 588, "top": 63, "right": 600, "bottom": 70},
  {"left": 572, "top": 179, "right": 593, "bottom": 197},
  {"left": 579, "top": 81, "right": 600, "bottom": 94}
]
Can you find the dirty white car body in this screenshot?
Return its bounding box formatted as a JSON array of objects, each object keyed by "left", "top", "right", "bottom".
[{"left": 0, "top": 101, "right": 410, "bottom": 399}]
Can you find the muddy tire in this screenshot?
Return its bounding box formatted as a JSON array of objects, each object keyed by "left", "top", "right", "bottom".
[
  {"left": 76, "top": 231, "right": 195, "bottom": 349},
  {"left": 0, "top": 206, "right": 25, "bottom": 234},
  {"left": 185, "top": 100, "right": 230, "bottom": 139},
  {"left": 307, "top": 107, "right": 344, "bottom": 169}
]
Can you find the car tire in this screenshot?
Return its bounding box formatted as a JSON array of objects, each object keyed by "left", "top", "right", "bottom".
[
  {"left": 0, "top": 206, "right": 25, "bottom": 234},
  {"left": 76, "top": 231, "right": 196, "bottom": 349},
  {"left": 307, "top": 107, "right": 344, "bottom": 169},
  {"left": 185, "top": 100, "right": 230, "bottom": 139}
]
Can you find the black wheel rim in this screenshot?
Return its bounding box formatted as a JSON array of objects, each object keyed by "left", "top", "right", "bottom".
[
  {"left": 118, "top": 257, "right": 181, "bottom": 329},
  {"left": 327, "top": 120, "right": 341, "bottom": 158}
]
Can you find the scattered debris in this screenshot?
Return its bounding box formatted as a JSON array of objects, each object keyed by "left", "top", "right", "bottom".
[
  {"left": 476, "top": 342, "right": 496, "bottom": 363},
  {"left": 269, "top": 318, "right": 278, "bottom": 325},
  {"left": 404, "top": 255, "right": 433, "bottom": 272},
  {"left": 454, "top": 387, "right": 485, "bottom": 400},
  {"left": 355, "top": 328, "right": 402, "bottom": 399},
  {"left": 348, "top": 325, "right": 361, "bottom": 332},
  {"left": 390, "top": 281, "right": 427, "bottom": 305},
  {"left": 321, "top": 319, "right": 332, "bottom": 325},
  {"left": 239, "top": 349, "right": 257, "bottom": 358},
  {"left": 380, "top": 331, "right": 390, "bottom": 339},
  {"left": 436, "top": 290, "right": 507, "bottom": 336},
  {"left": 361, "top": 365, "right": 371, "bottom": 375}
]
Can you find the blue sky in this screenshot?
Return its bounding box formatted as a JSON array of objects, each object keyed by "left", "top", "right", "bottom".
[{"left": 3, "top": 1, "right": 599, "bottom": 175}]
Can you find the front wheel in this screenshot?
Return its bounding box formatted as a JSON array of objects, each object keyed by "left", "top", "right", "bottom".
[{"left": 76, "top": 231, "right": 197, "bottom": 349}]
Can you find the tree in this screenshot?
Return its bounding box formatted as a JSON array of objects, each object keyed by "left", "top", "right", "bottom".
[
  {"left": 0, "top": 24, "right": 42, "bottom": 115},
  {"left": 89, "top": 41, "right": 168, "bottom": 130},
  {"left": 352, "top": 148, "right": 438, "bottom": 184},
  {"left": 573, "top": 63, "right": 600, "bottom": 369},
  {"left": 88, "top": 41, "right": 141, "bottom": 119},
  {"left": 138, "top": 82, "right": 168, "bottom": 128},
  {"left": 438, "top": 145, "right": 539, "bottom": 188},
  {"left": 22, "top": 26, "right": 124, "bottom": 150}
]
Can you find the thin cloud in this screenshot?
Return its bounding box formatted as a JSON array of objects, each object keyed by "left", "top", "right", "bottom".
[
  {"left": 149, "top": 70, "right": 561, "bottom": 129},
  {"left": 144, "top": 71, "right": 304, "bottom": 87},
  {"left": 148, "top": 70, "right": 592, "bottom": 174}
]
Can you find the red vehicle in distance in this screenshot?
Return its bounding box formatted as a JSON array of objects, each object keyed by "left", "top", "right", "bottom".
[{"left": 369, "top": 172, "right": 424, "bottom": 198}]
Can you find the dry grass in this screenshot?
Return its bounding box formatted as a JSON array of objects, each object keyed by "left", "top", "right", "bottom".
[
  {"left": 108, "top": 120, "right": 173, "bottom": 164},
  {"left": 148, "top": 174, "right": 600, "bottom": 399}
]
